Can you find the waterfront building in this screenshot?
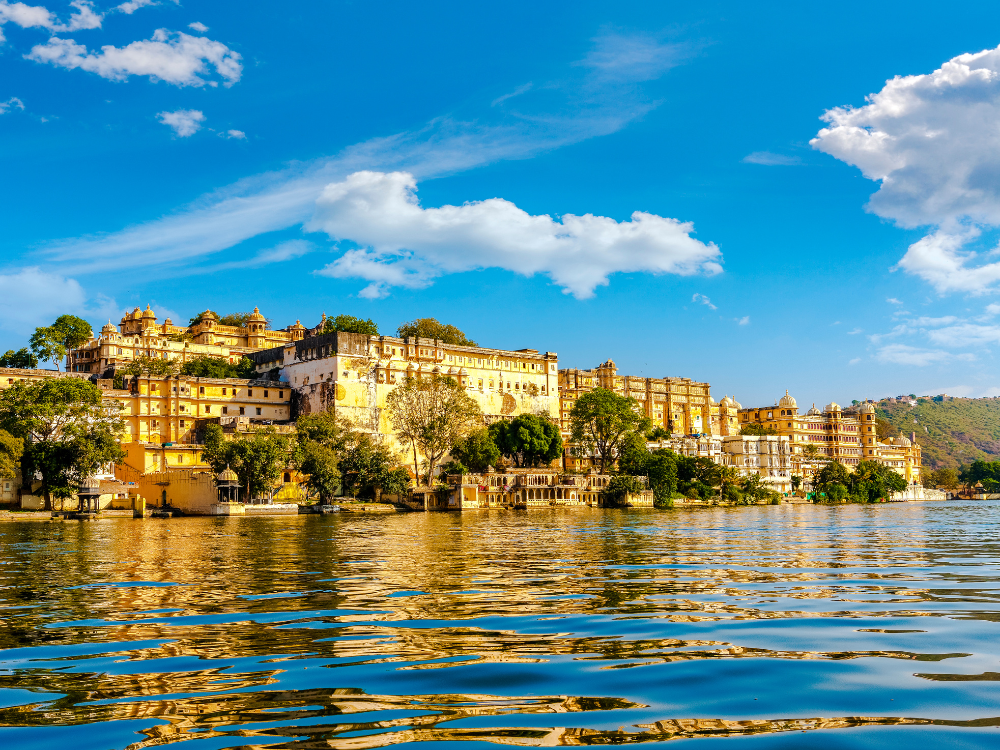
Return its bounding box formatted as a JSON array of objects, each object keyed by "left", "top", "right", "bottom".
[
  {"left": 739, "top": 393, "right": 921, "bottom": 483},
  {"left": 721, "top": 434, "right": 793, "bottom": 494},
  {"left": 410, "top": 469, "right": 653, "bottom": 510},
  {"left": 67, "top": 306, "right": 309, "bottom": 376},
  {"left": 249, "top": 331, "right": 560, "bottom": 455},
  {"left": 558, "top": 359, "right": 724, "bottom": 438}
]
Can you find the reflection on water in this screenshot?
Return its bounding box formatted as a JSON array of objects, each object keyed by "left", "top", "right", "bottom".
[{"left": 2, "top": 502, "right": 1000, "bottom": 748}]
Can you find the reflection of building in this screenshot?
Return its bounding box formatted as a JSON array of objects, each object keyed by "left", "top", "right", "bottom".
[
  {"left": 409, "top": 469, "right": 653, "bottom": 510},
  {"left": 249, "top": 331, "right": 560, "bottom": 460},
  {"left": 558, "top": 359, "right": 720, "bottom": 438},
  {"left": 67, "top": 306, "right": 309, "bottom": 376}
]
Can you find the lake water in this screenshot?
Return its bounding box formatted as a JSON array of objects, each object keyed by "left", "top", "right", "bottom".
[{"left": 2, "top": 501, "right": 1000, "bottom": 749}]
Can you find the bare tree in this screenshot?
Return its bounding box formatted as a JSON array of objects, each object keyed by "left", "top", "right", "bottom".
[{"left": 385, "top": 375, "right": 483, "bottom": 485}]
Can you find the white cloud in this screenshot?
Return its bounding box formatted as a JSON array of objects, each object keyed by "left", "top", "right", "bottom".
[
  {"left": 741, "top": 151, "right": 800, "bottom": 166},
  {"left": 692, "top": 293, "right": 716, "bottom": 309},
  {"left": 886, "top": 297, "right": 902, "bottom": 305},
  {"left": 876, "top": 344, "right": 954, "bottom": 366},
  {"left": 984, "top": 303, "right": 1000, "bottom": 317},
  {"left": 27, "top": 28, "right": 242, "bottom": 87},
  {"left": 115, "top": 0, "right": 169, "bottom": 14},
  {"left": 308, "top": 171, "right": 722, "bottom": 299},
  {"left": 736, "top": 316, "right": 750, "bottom": 326},
  {"left": 187, "top": 21, "right": 207, "bottom": 33},
  {"left": 0, "top": 0, "right": 101, "bottom": 39},
  {"left": 926, "top": 323, "right": 1000, "bottom": 348},
  {"left": 0, "top": 267, "right": 86, "bottom": 332},
  {"left": 813, "top": 44, "right": 1000, "bottom": 294},
  {"left": 848, "top": 357, "right": 861, "bottom": 365},
  {"left": 491, "top": 82, "right": 532, "bottom": 107},
  {"left": 847, "top": 327, "right": 863, "bottom": 335},
  {"left": 576, "top": 32, "right": 693, "bottom": 83},
  {"left": 221, "top": 128, "right": 245, "bottom": 139},
  {"left": 40, "top": 33, "right": 696, "bottom": 276},
  {"left": 157, "top": 108, "right": 203, "bottom": 136},
  {"left": 0, "top": 96, "right": 24, "bottom": 113}
]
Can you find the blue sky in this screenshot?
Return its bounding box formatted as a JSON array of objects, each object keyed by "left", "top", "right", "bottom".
[{"left": 4, "top": 1, "right": 1000, "bottom": 407}]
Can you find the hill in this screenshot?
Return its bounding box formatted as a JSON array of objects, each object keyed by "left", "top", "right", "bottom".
[{"left": 875, "top": 397, "right": 1000, "bottom": 470}]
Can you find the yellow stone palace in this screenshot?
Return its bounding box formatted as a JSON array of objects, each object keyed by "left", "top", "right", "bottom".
[{"left": 67, "top": 305, "right": 309, "bottom": 376}]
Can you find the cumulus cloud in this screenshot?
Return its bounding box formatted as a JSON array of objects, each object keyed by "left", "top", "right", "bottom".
[
  {"left": 187, "top": 21, "right": 207, "bottom": 32},
  {"left": 692, "top": 293, "right": 716, "bottom": 309},
  {"left": 157, "top": 108, "right": 203, "bottom": 136},
  {"left": 741, "top": 151, "right": 800, "bottom": 166},
  {"left": 736, "top": 316, "right": 750, "bottom": 326},
  {"left": 926, "top": 323, "right": 1000, "bottom": 348},
  {"left": 0, "top": 0, "right": 101, "bottom": 40},
  {"left": 812, "top": 44, "right": 1000, "bottom": 294},
  {"left": 0, "top": 96, "right": 24, "bottom": 113},
  {"left": 221, "top": 128, "right": 245, "bottom": 139},
  {"left": 115, "top": 0, "right": 172, "bottom": 14},
  {"left": 308, "top": 170, "right": 722, "bottom": 299},
  {"left": 27, "top": 28, "right": 242, "bottom": 87}
]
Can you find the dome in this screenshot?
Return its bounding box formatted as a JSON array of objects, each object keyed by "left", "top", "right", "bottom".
[
  {"left": 141, "top": 305, "right": 155, "bottom": 319},
  {"left": 199, "top": 310, "right": 218, "bottom": 321},
  {"left": 778, "top": 390, "right": 797, "bottom": 408},
  {"left": 824, "top": 401, "right": 841, "bottom": 412},
  {"left": 217, "top": 466, "right": 238, "bottom": 484},
  {"left": 859, "top": 402, "right": 876, "bottom": 414},
  {"left": 80, "top": 476, "right": 101, "bottom": 489},
  {"left": 807, "top": 403, "right": 821, "bottom": 416},
  {"left": 101, "top": 320, "right": 117, "bottom": 334},
  {"left": 896, "top": 436, "right": 912, "bottom": 447},
  {"left": 720, "top": 396, "right": 734, "bottom": 407},
  {"left": 247, "top": 307, "right": 266, "bottom": 321},
  {"left": 290, "top": 320, "right": 306, "bottom": 329}
]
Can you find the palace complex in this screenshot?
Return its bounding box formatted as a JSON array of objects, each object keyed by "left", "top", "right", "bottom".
[{"left": 0, "top": 304, "right": 925, "bottom": 512}]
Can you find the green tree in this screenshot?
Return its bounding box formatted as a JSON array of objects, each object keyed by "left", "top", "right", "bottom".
[
  {"left": 122, "top": 355, "right": 179, "bottom": 378},
  {"left": 613, "top": 435, "right": 678, "bottom": 506},
  {"left": 296, "top": 440, "right": 341, "bottom": 502},
  {"left": 813, "top": 460, "right": 851, "bottom": 498},
  {"left": 928, "top": 467, "right": 959, "bottom": 489},
  {"left": 30, "top": 315, "right": 93, "bottom": 371},
  {"left": 322, "top": 315, "right": 379, "bottom": 336},
  {"left": 851, "top": 460, "right": 907, "bottom": 502},
  {"left": 569, "top": 388, "right": 651, "bottom": 474},
  {"left": 0, "top": 429, "right": 24, "bottom": 480},
  {"left": 0, "top": 378, "right": 124, "bottom": 510},
  {"left": 739, "top": 423, "right": 777, "bottom": 436},
  {"left": 489, "top": 414, "right": 563, "bottom": 468},
  {"left": 396, "top": 318, "right": 477, "bottom": 346},
  {"left": 450, "top": 428, "right": 501, "bottom": 473},
  {"left": 675, "top": 455, "right": 722, "bottom": 500},
  {"left": 601, "top": 474, "right": 644, "bottom": 505},
  {"left": 740, "top": 473, "right": 781, "bottom": 505},
  {"left": 385, "top": 375, "right": 483, "bottom": 484},
  {"left": 180, "top": 355, "right": 256, "bottom": 379},
  {"left": 202, "top": 425, "right": 290, "bottom": 501},
  {"left": 646, "top": 425, "right": 671, "bottom": 441},
  {"left": 339, "top": 433, "right": 409, "bottom": 500},
  {"left": 0, "top": 348, "right": 38, "bottom": 369}
]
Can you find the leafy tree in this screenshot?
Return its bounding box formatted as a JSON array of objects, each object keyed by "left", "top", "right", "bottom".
[
  {"left": 814, "top": 459, "right": 906, "bottom": 503},
  {"left": 601, "top": 474, "right": 644, "bottom": 504},
  {"left": 296, "top": 440, "right": 341, "bottom": 502},
  {"left": 450, "top": 428, "right": 500, "bottom": 472},
  {"left": 927, "top": 467, "right": 959, "bottom": 489},
  {"left": 0, "top": 348, "right": 38, "bottom": 369},
  {"left": 0, "top": 429, "right": 24, "bottom": 480},
  {"left": 489, "top": 414, "right": 563, "bottom": 468},
  {"left": 675, "top": 455, "right": 722, "bottom": 500},
  {"left": 814, "top": 460, "right": 851, "bottom": 495},
  {"left": 646, "top": 425, "right": 671, "bottom": 441},
  {"left": 385, "top": 375, "right": 483, "bottom": 484},
  {"left": 340, "top": 433, "right": 409, "bottom": 500},
  {"left": 614, "top": 434, "right": 678, "bottom": 506},
  {"left": 122, "top": 355, "right": 179, "bottom": 378},
  {"left": 439, "top": 459, "right": 469, "bottom": 477},
  {"left": 202, "top": 425, "right": 290, "bottom": 501},
  {"left": 740, "top": 473, "right": 781, "bottom": 505},
  {"left": 0, "top": 378, "right": 124, "bottom": 510},
  {"left": 180, "top": 355, "right": 256, "bottom": 379},
  {"left": 322, "top": 315, "right": 379, "bottom": 336},
  {"left": 875, "top": 416, "right": 898, "bottom": 440},
  {"left": 739, "top": 423, "right": 777, "bottom": 436},
  {"left": 396, "top": 318, "right": 477, "bottom": 346},
  {"left": 791, "top": 475, "right": 802, "bottom": 492},
  {"left": 569, "top": 388, "right": 651, "bottom": 474},
  {"left": 30, "top": 315, "right": 93, "bottom": 371}
]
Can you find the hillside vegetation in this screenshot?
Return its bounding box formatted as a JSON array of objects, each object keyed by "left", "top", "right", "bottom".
[{"left": 877, "top": 397, "right": 1000, "bottom": 470}]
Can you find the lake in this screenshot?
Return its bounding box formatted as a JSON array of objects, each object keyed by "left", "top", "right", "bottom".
[{"left": 1, "top": 501, "right": 999, "bottom": 749}]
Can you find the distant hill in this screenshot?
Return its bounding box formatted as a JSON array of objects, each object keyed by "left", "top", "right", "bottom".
[{"left": 875, "top": 397, "right": 1000, "bottom": 470}]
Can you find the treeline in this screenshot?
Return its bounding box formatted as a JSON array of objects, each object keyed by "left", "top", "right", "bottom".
[{"left": 811, "top": 460, "right": 907, "bottom": 503}]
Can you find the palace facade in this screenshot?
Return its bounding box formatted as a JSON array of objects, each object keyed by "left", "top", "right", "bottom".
[{"left": 67, "top": 306, "right": 310, "bottom": 376}]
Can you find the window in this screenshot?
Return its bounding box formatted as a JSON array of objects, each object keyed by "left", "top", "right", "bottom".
[
  {"left": 264, "top": 390, "right": 269, "bottom": 398},
  {"left": 205, "top": 406, "right": 211, "bottom": 414},
  {"left": 256, "top": 407, "right": 262, "bottom": 415},
  {"left": 223, "top": 406, "right": 228, "bottom": 415},
  {"left": 239, "top": 407, "right": 245, "bottom": 415},
  {"left": 180, "top": 419, "right": 185, "bottom": 427},
  {"left": 279, "top": 390, "right": 284, "bottom": 398},
  {"left": 222, "top": 388, "right": 228, "bottom": 395},
  {"left": 199, "top": 386, "right": 205, "bottom": 394},
  {"left": 248, "top": 389, "right": 253, "bottom": 397}
]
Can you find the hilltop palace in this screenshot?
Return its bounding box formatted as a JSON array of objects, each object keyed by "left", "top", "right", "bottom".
[{"left": 0, "top": 306, "right": 923, "bottom": 512}]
